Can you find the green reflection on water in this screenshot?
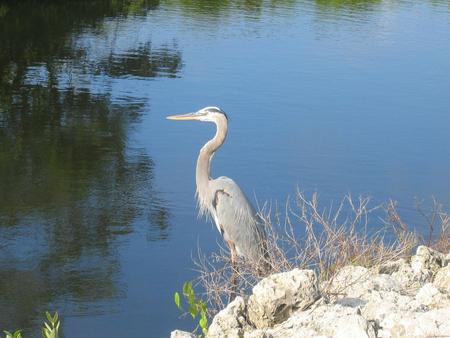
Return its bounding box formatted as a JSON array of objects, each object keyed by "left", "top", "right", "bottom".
[
  {"left": 98, "top": 42, "right": 182, "bottom": 78},
  {"left": 315, "top": 0, "right": 381, "bottom": 8},
  {"left": 160, "top": 0, "right": 386, "bottom": 19},
  {"left": 162, "top": 0, "right": 298, "bottom": 17},
  {"left": 0, "top": 0, "right": 180, "bottom": 333}
]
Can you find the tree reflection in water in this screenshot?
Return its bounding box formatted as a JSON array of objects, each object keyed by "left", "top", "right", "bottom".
[
  {"left": 0, "top": 0, "right": 181, "bottom": 332},
  {"left": 0, "top": 0, "right": 382, "bottom": 333}
]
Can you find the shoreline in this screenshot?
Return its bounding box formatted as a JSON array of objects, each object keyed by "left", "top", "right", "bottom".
[{"left": 172, "top": 245, "right": 450, "bottom": 338}]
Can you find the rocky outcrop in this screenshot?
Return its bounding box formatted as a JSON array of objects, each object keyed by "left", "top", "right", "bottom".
[
  {"left": 171, "top": 246, "right": 450, "bottom": 338},
  {"left": 208, "top": 296, "right": 248, "bottom": 338},
  {"left": 434, "top": 265, "right": 450, "bottom": 292},
  {"left": 247, "top": 269, "right": 319, "bottom": 329}
]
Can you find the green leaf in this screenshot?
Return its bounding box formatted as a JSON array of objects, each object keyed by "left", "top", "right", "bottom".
[
  {"left": 201, "top": 310, "right": 207, "bottom": 320},
  {"left": 199, "top": 315, "right": 207, "bottom": 329},
  {"left": 182, "top": 281, "right": 192, "bottom": 297},
  {"left": 199, "top": 301, "right": 207, "bottom": 313},
  {"left": 188, "top": 304, "right": 198, "bottom": 319},
  {"left": 45, "top": 311, "right": 53, "bottom": 323},
  {"left": 174, "top": 292, "right": 181, "bottom": 309},
  {"left": 182, "top": 281, "right": 188, "bottom": 295},
  {"left": 188, "top": 293, "right": 195, "bottom": 307},
  {"left": 53, "top": 312, "right": 59, "bottom": 324},
  {"left": 176, "top": 280, "right": 209, "bottom": 337}
]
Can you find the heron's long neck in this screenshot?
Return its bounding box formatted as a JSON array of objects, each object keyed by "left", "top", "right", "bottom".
[{"left": 196, "top": 116, "right": 228, "bottom": 214}]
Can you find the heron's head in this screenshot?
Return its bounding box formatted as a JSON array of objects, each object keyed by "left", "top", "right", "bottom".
[{"left": 167, "top": 106, "right": 228, "bottom": 123}]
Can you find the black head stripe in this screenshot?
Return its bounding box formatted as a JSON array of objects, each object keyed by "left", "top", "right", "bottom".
[
  {"left": 207, "top": 107, "right": 228, "bottom": 120},
  {"left": 207, "top": 107, "right": 222, "bottom": 114}
]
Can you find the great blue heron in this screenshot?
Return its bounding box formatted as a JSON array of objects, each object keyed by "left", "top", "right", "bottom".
[{"left": 167, "top": 106, "right": 267, "bottom": 268}]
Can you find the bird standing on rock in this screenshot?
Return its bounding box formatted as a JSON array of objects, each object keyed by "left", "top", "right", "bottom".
[{"left": 167, "top": 106, "right": 268, "bottom": 269}]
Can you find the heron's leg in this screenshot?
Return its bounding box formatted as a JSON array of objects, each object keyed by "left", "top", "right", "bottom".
[
  {"left": 226, "top": 239, "right": 238, "bottom": 299},
  {"left": 226, "top": 239, "right": 238, "bottom": 267},
  {"left": 230, "top": 244, "right": 237, "bottom": 266}
]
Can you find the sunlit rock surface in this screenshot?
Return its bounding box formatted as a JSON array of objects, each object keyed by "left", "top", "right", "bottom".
[
  {"left": 208, "top": 296, "right": 249, "bottom": 338},
  {"left": 170, "top": 330, "right": 195, "bottom": 338},
  {"left": 434, "top": 265, "right": 450, "bottom": 292},
  {"left": 171, "top": 246, "right": 450, "bottom": 338},
  {"left": 247, "top": 269, "right": 319, "bottom": 329}
]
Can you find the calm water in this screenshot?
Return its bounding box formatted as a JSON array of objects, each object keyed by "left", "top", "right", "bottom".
[{"left": 0, "top": 0, "right": 449, "bottom": 336}]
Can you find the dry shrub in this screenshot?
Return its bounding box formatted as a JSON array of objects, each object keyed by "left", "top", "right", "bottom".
[
  {"left": 195, "top": 191, "right": 449, "bottom": 314},
  {"left": 415, "top": 197, "right": 450, "bottom": 253}
]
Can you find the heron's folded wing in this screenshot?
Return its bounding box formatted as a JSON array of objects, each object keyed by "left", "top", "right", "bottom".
[{"left": 212, "top": 177, "right": 264, "bottom": 258}]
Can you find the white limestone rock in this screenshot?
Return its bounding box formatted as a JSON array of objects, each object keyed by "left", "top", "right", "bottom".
[
  {"left": 415, "top": 282, "right": 450, "bottom": 308},
  {"left": 170, "top": 330, "right": 195, "bottom": 338},
  {"left": 243, "top": 330, "right": 273, "bottom": 338},
  {"left": 247, "top": 269, "right": 319, "bottom": 329},
  {"left": 332, "top": 314, "right": 376, "bottom": 338},
  {"left": 386, "top": 246, "right": 446, "bottom": 289},
  {"left": 170, "top": 246, "right": 450, "bottom": 338},
  {"left": 265, "top": 304, "right": 376, "bottom": 338},
  {"left": 208, "top": 296, "right": 248, "bottom": 338},
  {"left": 410, "top": 245, "right": 445, "bottom": 279},
  {"left": 326, "top": 265, "right": 370, "bottom": 298},
  {"left": 390, "top": 258, "right": 421, "bottom": 289},
  {"left": 433, "top": 265, "right": 450, "bottom": 292},
  {"left": 378, "top": 258, "right": 407, "bottom": 275},
  {"left": 327, "top": 265, "right": 401, "bottom": 301},
  {"left": 361, "top": 289, "right": 416, "bottom": 322},
  {"left": 378, "top": 308, "right": 450, "bottom": 338},
  {"left": 445, "top": 252, "right": 450, "bottom": 267}
]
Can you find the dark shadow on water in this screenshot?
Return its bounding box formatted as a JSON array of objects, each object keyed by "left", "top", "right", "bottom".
[
  {"left": 315, "top": 0, "right": 381, "bottom": 9},
  {"left": 0, "top": 0, "right": 182, "bottom": 333},
  {"left": 313, "top": 0, "right": 383, "bottom": 23},
  {"left": 98, "top": 42, "right": 182, "bottom": 79},
  {"left": 161, "top": 0, "right": 298, "bottom": 19}
]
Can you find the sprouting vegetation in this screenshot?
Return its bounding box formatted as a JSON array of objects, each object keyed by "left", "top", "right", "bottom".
[
  {"left": 41, "top": 312, "right": 60, "bottom": 338},
  {"left": 174, "top": 281, "right": 209, "bottom": 337},
  {"left": 196, "top": 192, "right": 450, "bottom": 313},
  {"left": 3, "top": 330, "right": 22, "bottom": 338},
  {"left": 2, "top": 312, "right": 60, "bottom": 338}
]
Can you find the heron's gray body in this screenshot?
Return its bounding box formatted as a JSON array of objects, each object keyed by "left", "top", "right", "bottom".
[
  {"left": 206, "top": 176, "right": 266, "bottom": 261},
  {"left": 168, "top": 106, "right": 267, "bottom": 264}
]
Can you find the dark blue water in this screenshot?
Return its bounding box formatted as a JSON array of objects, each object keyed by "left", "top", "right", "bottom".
[{"left": 1, "top": 0, "right": 449, "bottom": 336}]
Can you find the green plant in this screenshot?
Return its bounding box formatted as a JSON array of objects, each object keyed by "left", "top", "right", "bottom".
[
  {"left": 2, "top": 312, "right": 61, "bottom": 338},
  {"left": 174, "top": 281, "right": 208, "bottom": 337},
  {"left": 0, "top": 4, "right": 9, "bottom": 18},
  {"left": 42, "top": 312, "right": 60, "bottom": 338},
  {"left": 3, "top": 330, "right": 22, "bottom": 338}
]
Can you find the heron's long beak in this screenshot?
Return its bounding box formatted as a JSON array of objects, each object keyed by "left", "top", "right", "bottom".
[{"left": 167, "top": 112, "right": 201, "bottom": 120}]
